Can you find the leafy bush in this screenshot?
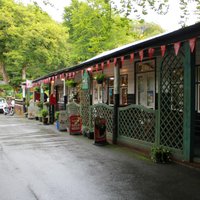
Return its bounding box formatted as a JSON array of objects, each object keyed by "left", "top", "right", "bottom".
[
  {"left": 150, "top": 145, "right": 172, "bottom": 163},
  {"left": 15, "top": 93, "right": 23, "bottom": 99},
  {"left": 41, "top": 109, "right": 48, "bottom": 118}
]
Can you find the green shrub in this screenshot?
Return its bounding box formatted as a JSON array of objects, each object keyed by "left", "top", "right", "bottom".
[
  {"left": 150, "top": 145, "right": 172, "bottom": 163},
  {"left": 41, "top": 109, "right": 48, "bottom": 118},
  {"left": 15, "top": 93, "right": 23, "bottom": 99}
]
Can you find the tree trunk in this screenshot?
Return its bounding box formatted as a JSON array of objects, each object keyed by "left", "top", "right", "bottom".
[
  {"left": 0, "top": 62, "right": 9, "bottom": 83},
  {"left": 22, "top": 66, "right": 26, "bottom": 80}
]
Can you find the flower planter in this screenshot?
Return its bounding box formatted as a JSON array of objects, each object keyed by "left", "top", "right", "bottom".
[
  {"left": 43, "top": 117, "right": 48, "bottom": 125},
  {"left": 97, "top": 79, "right": 103, "bottom": 84},
  {"left": 39, "top": 117, "right": 43, "bottom": 122}
]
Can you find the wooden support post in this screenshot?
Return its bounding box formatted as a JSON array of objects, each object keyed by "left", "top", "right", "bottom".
[
  {"left": 183, "top": 42, "right": 195, "bottom": 161},
  {"left": 113, "top": 61, "right": 120, "bottom": 144},
  {"left": 22, "top": 83, "right": 26, "bottom": 113}
]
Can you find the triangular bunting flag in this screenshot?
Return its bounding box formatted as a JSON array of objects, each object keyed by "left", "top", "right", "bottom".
[
  {"left": 130, "top": 53, "right": 134, "bottom": 63},
  {"left": 148, "top": 48, "right": 155, "bottom": 59},
  {"left": 189, "top": 38, "right": 196, "bottom": 53},
  {"left": 107, "top": 60, "right": 110, "bottom": 67},
  {"left": 113, "top": 57, "right": 117, "bottom": 65},
  {"left": 174, "top": 42, "right": 181, "bottom": 56},
  {"left": 139, "top": 50, "right": 143, "bottom": 61},
  {"left": 121, "top": 56, "right": 124, "bottom": 65},
  {"left": 101, "top": 62, "right": 104, "bottom": 70},
  {"left": 161, "top": 45, "right": 166, "bottom": 57}
]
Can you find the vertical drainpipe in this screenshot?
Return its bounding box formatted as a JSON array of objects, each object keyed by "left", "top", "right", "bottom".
[{"left": 113, "top": 60, "right": 120, "bottom": 144}]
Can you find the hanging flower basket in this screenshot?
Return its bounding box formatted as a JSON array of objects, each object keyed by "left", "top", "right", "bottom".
[
  {"left": 94, "top": 73, "right": 105, "bottom": 84},
  {"left": 66, "top": 79, "right": 77, "bottom": 88}
]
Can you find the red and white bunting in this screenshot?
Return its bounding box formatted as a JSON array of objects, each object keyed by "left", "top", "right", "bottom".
[
  {"left": 161, "top": 45, "right": 166, "bottom": 57},
  {"left": 113, "top": 57, "right": 117, "bottom": 65},
  {"left": 174, "top": 42, "right": 181, "bottom": 56},
  {"left": 139, "top": 50, "right": 143, "bottom": 61},
  {"left": 107, "top": 60, "right": 110, "bottom": 67},
  {"left": 121, "top": 56, "right": 124, "bottom": 65},
  {"left": 148, "top": 48, "right": 155, "bottom": 59},
  {"left": 189, "top": 38, "right": 196, "bottom": 53},
  {"left": 101, "top": 62, "right": 104, "bottom": 70},
  {"left": 130, "top": 53, "right": 134, "bottom": 63}
]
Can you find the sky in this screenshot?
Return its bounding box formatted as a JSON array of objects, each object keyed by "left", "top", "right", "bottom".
[{"left": 18, "top": 0, "right": 199, "bottom": 32}]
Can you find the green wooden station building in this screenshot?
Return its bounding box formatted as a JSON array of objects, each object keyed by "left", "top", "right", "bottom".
[{"left": 32, "top": 22, "right": 200, "bottom": 163}]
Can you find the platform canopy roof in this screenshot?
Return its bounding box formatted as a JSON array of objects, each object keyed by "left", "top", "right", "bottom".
[{"left": 33, "top": 22, "right": 200, "bottom": 83}]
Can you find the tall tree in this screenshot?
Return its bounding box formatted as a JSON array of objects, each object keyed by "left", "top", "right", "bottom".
[
  {"left": 109, "top": 0, "right": 199, "bottom": 27},
  {"left": 63, "top": 0, "right": 164, "bottom": 64},
  {"left": 0, "top": 0, "right": 70, "bottom": 85}
]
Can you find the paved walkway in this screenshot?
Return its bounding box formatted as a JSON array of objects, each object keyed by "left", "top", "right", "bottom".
[{"left": 0, "top": 115, "right": 200, "bottom": 200}]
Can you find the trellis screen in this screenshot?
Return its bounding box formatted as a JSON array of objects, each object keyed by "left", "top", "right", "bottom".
[
  {"left": 159, "top": 49, "right": 184, "bottom": 150},
  {"left": 118, "top": 105, "right": 156, "bottom": 143},
  {"left": 80, "top": 90, "right": 90, "bottom": 127},
  {"left": 89, "top": 103, "right": 113, "bottom": 134}
]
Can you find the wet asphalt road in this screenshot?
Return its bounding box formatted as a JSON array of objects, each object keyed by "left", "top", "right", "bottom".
[{"left": 0, "top": 115, "right": 200, "bottom": 200}]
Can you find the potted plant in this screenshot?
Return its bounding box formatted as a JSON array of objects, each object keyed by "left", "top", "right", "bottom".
[
  {"left": 94, "top": 73, "right": 105, "bottom": 84},
  {"left": 66, "top": 79, "right": 77, "bottom": 88},
  {"left": 41, "top": 109, "right": 48, "bottom": 125},
  {"left": 55, "top": 111, "right": 60, "bottom": 130},
  {"left": 150, "top": 145, "right": 172, "bottom": 163}
]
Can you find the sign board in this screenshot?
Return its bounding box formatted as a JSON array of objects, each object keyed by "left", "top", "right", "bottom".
[
  {"left": 59, "top": 111, "right": 68, "bottom": 131},
  {"left": 69, "top": 115, "right": 82, "bottom": 135},
  {"left": 82, "top": 70, "right": 89, "bottom": 90}
]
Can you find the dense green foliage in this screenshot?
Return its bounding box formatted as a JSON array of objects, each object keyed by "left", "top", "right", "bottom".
[
  {"left": 107, "top": 0, "right": 200, "bottom": 27},
  {"left": 63, "top": 0, "right": 164, "bottom": 64},
  {"left": 0, "top": 0, "right": 70, "bottom": 87}
]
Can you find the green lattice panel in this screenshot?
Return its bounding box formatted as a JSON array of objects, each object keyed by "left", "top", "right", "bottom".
[
  {"left": 160, "top": 49, "right": 184, "bottom": 150},
  {"left": 118, "top": 105, "right": 156, "bottom": 143},
  {"left": 89, "top": 103, "right": 113, "bottom": 134},
  {"left": 80, "top": 90, "right": 90, "bottom": 127}
]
